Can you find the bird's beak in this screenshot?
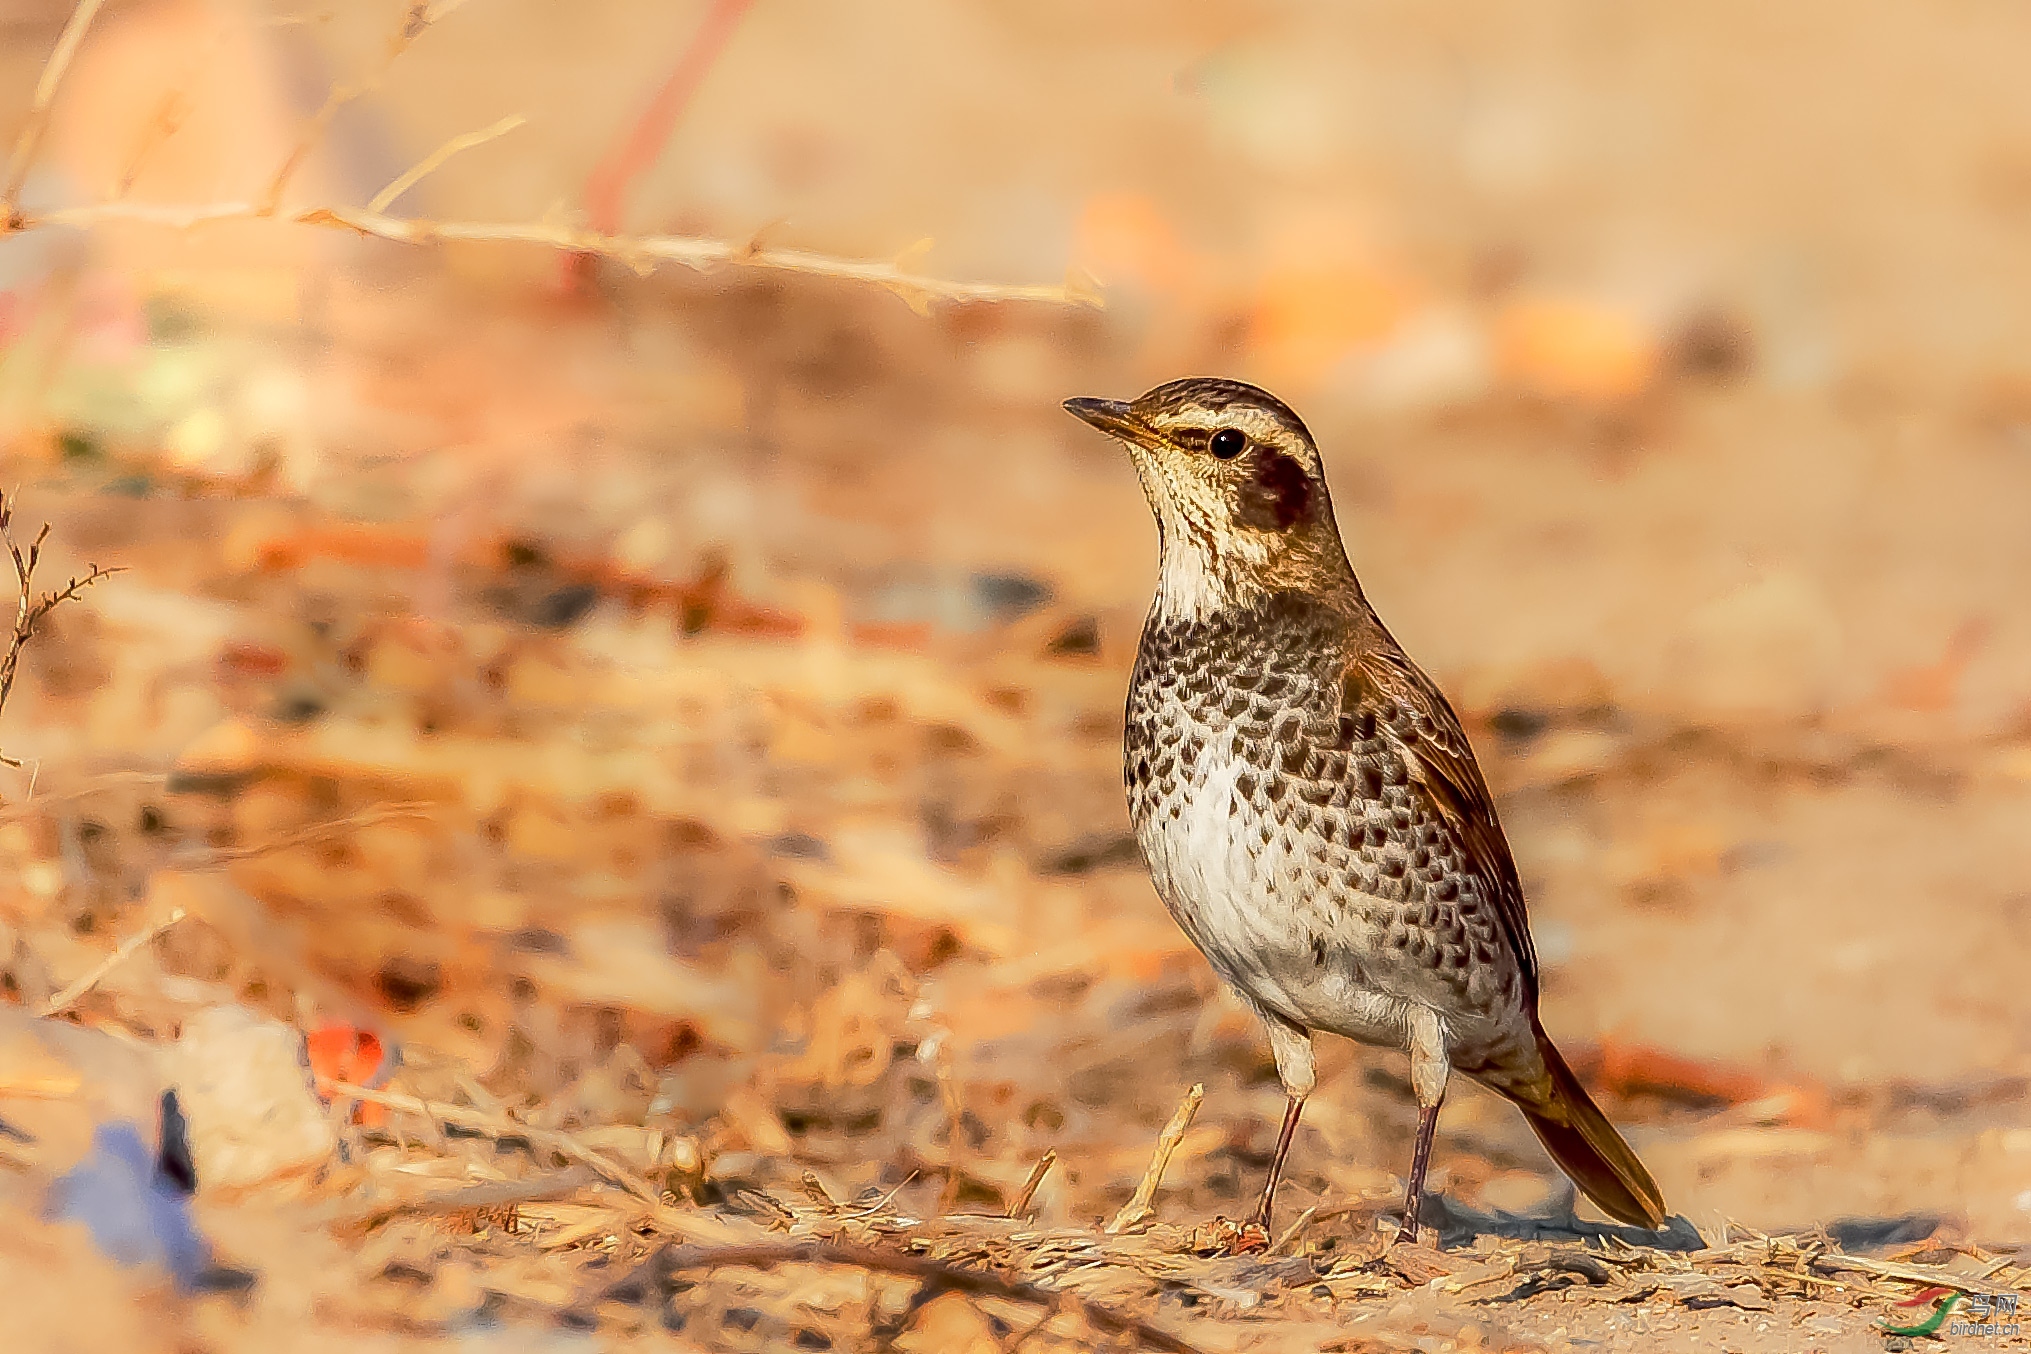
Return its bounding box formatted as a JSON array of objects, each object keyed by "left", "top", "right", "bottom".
[{"left": 1063, "top": 396, "right": 1163, "bottom": 450}]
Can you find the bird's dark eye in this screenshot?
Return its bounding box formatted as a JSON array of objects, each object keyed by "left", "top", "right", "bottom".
[{"left": 1209, "top": 428, "right": 1246, "bottom": 459}]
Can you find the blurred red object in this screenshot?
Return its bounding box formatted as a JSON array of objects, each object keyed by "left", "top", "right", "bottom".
[
  {"left": 1569, "top": 1037, "right": 1831, "bottom": 1128},
  {"left": 561, "top": 0, "right": 757, "bottom": 293},
  {"left": 306, "top": 1022, "right": 390, "bottom": 1127}
]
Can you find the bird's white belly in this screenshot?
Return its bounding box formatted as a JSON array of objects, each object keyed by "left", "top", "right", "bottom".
[{"left": 1137, "top": 734, "right": 1412, "bottom": 1047}]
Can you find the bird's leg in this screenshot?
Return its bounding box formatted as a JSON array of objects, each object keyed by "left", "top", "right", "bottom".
[
  {"left": 1397, "top": 1007, "right": 1450, "bottom": 1246},
  {"left": 1251, "top": 1094, "right": 1305, "bottom": 1231},
  {"left": 1397, "top": 1101, "right": 1442, "bottom": 1245},
  {"left": 1244, "top": 1008, "right": 1315, "bottom": 1239}
]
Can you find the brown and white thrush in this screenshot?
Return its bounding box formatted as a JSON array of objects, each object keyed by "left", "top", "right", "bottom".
[{"left": 1065, "top": 377, "right": 1667, "bottom": 1243}]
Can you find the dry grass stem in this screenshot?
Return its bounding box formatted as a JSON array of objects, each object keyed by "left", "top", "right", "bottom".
[
  {"left": 367, "top": 113, "right": 527, "bottom": 214},
  {"left": 179, "top": 801, "right": 437, "bottom": 866},
  {"left": 116, "top": 89, "right": 191, "bottom": 199},
  {"left": 110, "top": 15, "right": 243, "bottom": 198},
  {"left": 1006, "top": 1148, "right": 1056, "bottom": 1218},
  {"left": 323, "top": 1167, "right": 600, "bottom": 1229},
  {"left": 10, "top": 201, "right": 1100, "bottom": 307},
  {"left": 1105, "top": 1082, "right": 1204, "bottom": 1235},
  {"left": 0, "top": 0, "right": 1097, "bottom": 311},
  {"left": 936, "top": 1051, "right": 965, "bottom": 1215},
  {"left": 326, "top": 1080, "right": 666, "bottom": 1207},
  {"left": 839, "top": 1173, "right": 918, "bottom": 1223},
  {"left": 38, "top": 905, "right": 188, "bottom": 1016},
  {"left": 1, "top": 0, "right": 111, "bottom": 215},
  {"left": 261, "top": 0, "right": 469, "bottom": 214},
  {"left": 1808, "top": 1248, "right": 2018, "bottom": 1295},
  {"left": 1268, "top": 1202, "right": 1319, "bottom": 1256}
]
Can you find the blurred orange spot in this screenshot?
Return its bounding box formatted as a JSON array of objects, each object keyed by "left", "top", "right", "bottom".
[
  {"left": 1250, "top": 262, "right": 1417, "bottom": 387},
  {"left": 306, "top": 1022, "right": 390, "bottom": 1127},
  {"left": 217, "top": 641, "right": 289, "bottom": 678},
  {"left": 1882, "top": 618, "right": 1988, "bottom": 711},
  {"left": 254, "top": 525, "right": 431, "bottom": 573},
  {"left": 1493, "top": 297, "right": 1660, "bottom": 402},
  {"left": 1074, "top": 192, "right": 1198, "bottom": 294},
  {"left": 1575, "top": 1038, "right": 1831, "bottom": 1128},
  {"left": 712, "top": 605, "right": 807, "bottom": 639},
  {"left": 849, "top": 620, "right": 933, "bottom": 650}
]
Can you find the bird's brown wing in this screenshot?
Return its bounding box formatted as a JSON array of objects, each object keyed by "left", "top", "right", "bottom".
[{"left": 1340, "top": 642, "right": 1540, "bottom": 993}]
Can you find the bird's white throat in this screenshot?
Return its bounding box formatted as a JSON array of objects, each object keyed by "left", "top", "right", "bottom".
[{"left": 1153, "top": 531, "right": 1273, "bottom": 624}]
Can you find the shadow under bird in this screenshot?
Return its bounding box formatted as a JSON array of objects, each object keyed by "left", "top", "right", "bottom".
[{"left": 1064, "top": 378, "right": 1667, "bottom": 1244}]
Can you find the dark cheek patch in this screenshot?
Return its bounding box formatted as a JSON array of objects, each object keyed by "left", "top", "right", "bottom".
[{"left": 1234, "top": 449, "right": 1313, "bottom": 530}]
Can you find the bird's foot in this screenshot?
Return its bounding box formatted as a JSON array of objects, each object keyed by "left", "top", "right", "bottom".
[{"left": 1191, "top": 1215, "right": 1271, "bottom": 1257}]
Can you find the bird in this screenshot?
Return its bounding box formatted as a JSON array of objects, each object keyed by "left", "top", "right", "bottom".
[{"left": 1064, "top": 377, "right": 1666, "bottom": 1245}]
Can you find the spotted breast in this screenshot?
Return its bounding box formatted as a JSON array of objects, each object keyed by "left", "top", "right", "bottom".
[{"left": 1124, "top": 590, "right": 1535, "bottom": 1078}]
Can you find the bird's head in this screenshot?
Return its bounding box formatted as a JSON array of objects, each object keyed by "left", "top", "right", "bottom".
[{"left": 1064, "top": 377, "right": 1355, "bottom": 618}]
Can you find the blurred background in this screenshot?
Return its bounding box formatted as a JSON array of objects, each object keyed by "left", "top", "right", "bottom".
[{"left": 1, "top": 0, "right": 2028, "bottom": 1345}]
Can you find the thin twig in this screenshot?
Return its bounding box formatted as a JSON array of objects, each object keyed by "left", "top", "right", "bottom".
[
  {"left": 321, "top": 1081, "right": 750, "bottom": 1248},
  {"left": 0, "top": 0, "right": 1100, "bottom": 313},
  {"left": 367, "top": 113, "right": 525, "bottom": 214},
  {"left": 0, "top": 491, "right": 120, "bottom": 766},
  {"left": 1, "top": 0, "right": 111, "bottom": 217},
  {"left": 936, "top": 1049, "right": 965, "bottom": 1216},
  {"left": 260, "top": 0, "right": 466, "bottom": 214},
  {"left": 1972, "top": 1254, "right": 2017, "bottom": 1283},
  {"left": 1006, "top": 1149, "right": 1056, "bottom": 1219},
  {"left": 320, "top": 1166, "right": 598, "bottom": 1228},
  {"left": 1693, "top": 1234, "right": 2017, "bottom": 1301},
  {"left": 841, "top": 1172, "right": 918, "bottom": 1221},
  {"left": 10, "top": 202, "right": 1099, "bottom": 308},
  {"left": 0, "top": 771, "right": 166, "bottom": 820},
  {"left": 325, "top": 1080, "right": 663, "bottom": 1206},
  {"left": 735, "top": 1188, "right": 797, "bottom": 1224},
  {"left": 170, "top": 801, "right": 437, "bottom": 867},
  {"left": 112, "top": 18, "right": 242, "bottom": 200},
  {"left": 1269, "top": 1202, "right": 1320, "bottom": 1256},
  {"left": 634, "top": 1241, "right": 1203, "bottom": 1354},
  {"left": 1105, "top": 1083, "right": 1203, "bottom": 1235},
  {"left": 116, "top": 90, "right": 191, "bottom": 200},
  {"left": 1811, "top": 1249, "right": 2017, "bottom": 1296},
  {"left": 39, "top": 906, "right": 187, "bottom": 1016}
]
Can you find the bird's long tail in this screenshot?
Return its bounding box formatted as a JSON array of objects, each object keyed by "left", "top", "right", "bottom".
[{"left": 1515, "top": 1028, "right": 1667, "bottom": 1229}]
